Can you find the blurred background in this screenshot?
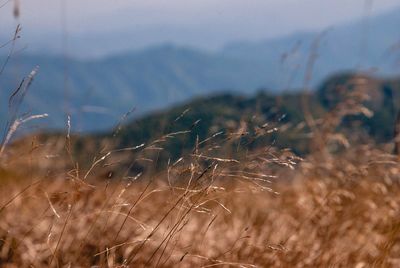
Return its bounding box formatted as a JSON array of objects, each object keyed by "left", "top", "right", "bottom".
[{"left": 0, "top": 0, "right": 400, "bottom": 133}]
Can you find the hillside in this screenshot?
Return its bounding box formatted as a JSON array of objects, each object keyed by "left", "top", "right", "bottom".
[
  {"left": 93, "top": 72, "right": 400, "bottom": 150},
  {"left": 15, "top": 73, "right": 398, "bottom": 177}
]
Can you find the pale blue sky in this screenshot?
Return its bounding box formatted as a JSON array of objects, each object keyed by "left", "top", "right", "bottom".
[{"left": 1, "top": 0, "right": 400, "bottom": 52}]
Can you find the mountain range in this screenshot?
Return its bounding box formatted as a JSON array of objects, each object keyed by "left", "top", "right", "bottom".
[{"left": 0, "top": 7, "right": 399, "bottom": 133}]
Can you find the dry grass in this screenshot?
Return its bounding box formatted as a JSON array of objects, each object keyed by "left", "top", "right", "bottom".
[
  {"left": 1, "top": 142, "right": 400, "bottom": 267},
  {"left": 1, "top": 71, "right": 400, "bottom": 267}
]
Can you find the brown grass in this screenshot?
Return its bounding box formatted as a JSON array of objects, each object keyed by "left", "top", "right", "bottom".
[
  {"left": 1, "top": 141, "right": 400, "bottom": 267},
  {"left": 1, "top": 69, "right": 399, "bottom": 267}
]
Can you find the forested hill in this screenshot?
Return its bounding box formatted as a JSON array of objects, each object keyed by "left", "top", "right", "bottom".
[{"left": 62, "top": 73, "right": 400, "bottom": 168}]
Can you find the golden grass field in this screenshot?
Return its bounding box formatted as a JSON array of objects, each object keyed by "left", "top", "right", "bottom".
[
  {"left": 1, "top": 75, "right": 400, "bottom": 267},
  {"left": 1, "top": 137, "right": 400, "bottom": 267}
]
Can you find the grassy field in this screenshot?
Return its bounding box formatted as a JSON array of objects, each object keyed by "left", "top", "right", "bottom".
[
  {"left": 1, "top": 74, "right": 400, "bottom": 267},
  {"left": 0, "top": 147, "right": 400, "bottom": 267},
  {"left": 1, "top": 120, "right": 400, "bottom": 267}
]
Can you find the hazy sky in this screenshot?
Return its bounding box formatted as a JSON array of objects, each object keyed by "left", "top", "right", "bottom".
[{"left": 1, "top": 0, "right": 400, "bottom": 53}]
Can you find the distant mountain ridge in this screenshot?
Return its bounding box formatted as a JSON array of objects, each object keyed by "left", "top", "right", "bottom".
[
  {"left": 0, "top": 7, "right": 399, "bottom": 132},
  {"left": 221, "top": 6, "right": 400, "bottom": 85},
  {"left": 0, "top": 45, "right": 271, "bottom": 132}
]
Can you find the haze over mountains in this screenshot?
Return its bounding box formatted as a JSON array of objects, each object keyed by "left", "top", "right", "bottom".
[
  {"left": 2, "top": 0, "right": 399, "bottom": 57},
  {"left": 0, "top": 6, "right": 399, "bottom": 132}
]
